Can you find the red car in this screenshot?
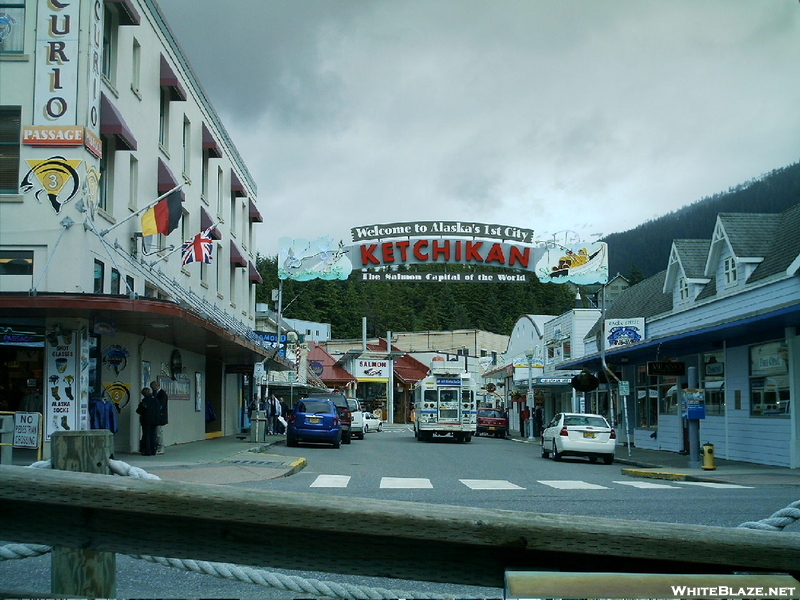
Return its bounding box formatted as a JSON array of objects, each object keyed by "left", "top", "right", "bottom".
[{"left": 475, "top": 408, "right": 509, "bottom": 438}]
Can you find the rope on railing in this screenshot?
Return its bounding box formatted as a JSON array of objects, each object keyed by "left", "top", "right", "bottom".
[{"left": 737, "top": 500, "right": 800, "bottom": 532}]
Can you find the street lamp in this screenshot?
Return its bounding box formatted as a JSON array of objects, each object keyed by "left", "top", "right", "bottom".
[{"left": 525, "top": 347, "right": 535, "bottom": 440}]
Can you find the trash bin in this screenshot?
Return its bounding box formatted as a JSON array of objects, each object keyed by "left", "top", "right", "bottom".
[
  {"left": 702, "top": 442, "right": 716, "bottom": 471},
  {"left": 250, "top": 410, "right": 268, "bottom": 443}
]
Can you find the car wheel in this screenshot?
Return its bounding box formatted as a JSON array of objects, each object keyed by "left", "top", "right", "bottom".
[
  {"left": 589, "top": 456, "right": 598, "bottom": 463},
  {"left": 378, "top": 423, "right": 382, "bottom": 432},
  {"left": 541, "top": 441, "right": 550, "bottom": 458},
  {"left": 464, "top": 434, "right": 472, "bottom": 443},
  {"left": 332, "top": 439, "right": 340, "bottom": 448},
  {"left": 552, "top": 440, "right": 562, "bottom": 461},
  {"left": 603, "top": 454, "right": 614, "bottom": 465},
  {"left": 342, "top": 431, "right": 352, "bottom": 444},
  {"left": 363, "top": 424, "right": 369, "bottom": 434},
  {"left": 286, "top": 436, "right": 298, "bottom": 448}
]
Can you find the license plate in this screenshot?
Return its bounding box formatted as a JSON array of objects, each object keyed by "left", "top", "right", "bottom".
[
  {"left": 583, "top": 432, "right": 596, "bottom": 438},
  {"left": 489, "top": 426, "right": 496, "bottom": 430},
  {"left": 308, "top": 417, "right": 320, "bottom": 424}
]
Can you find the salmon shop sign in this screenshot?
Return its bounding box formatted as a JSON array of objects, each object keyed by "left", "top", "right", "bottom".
[{"left": 278, "top": 222, "right": 608, "bottom": 285}]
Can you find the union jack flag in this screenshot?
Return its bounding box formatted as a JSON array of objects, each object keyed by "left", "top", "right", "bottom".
[{"left": 181, "top": 229, "right": 215, "bottom": 265}]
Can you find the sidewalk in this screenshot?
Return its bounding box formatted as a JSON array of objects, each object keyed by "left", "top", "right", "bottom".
[
  {"left": 112, "top": 433, "right": 300, "bottom": 485},
  {"left": 509, "top": 433, "right": 800, "bottom": 487}
]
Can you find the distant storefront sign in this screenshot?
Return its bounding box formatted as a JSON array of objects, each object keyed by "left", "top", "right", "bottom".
[{"left": 647, "top": 361, "right": 686, "bottom": 377}]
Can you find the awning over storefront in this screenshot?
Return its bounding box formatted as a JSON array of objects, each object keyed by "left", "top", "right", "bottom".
[
  {"left": 0, "top": 293, "right": 268, "bottom": 363},
  {"left": 160, "top": 54, "right": 187, "bottom": 101},
  {"left": 558, "top": 301, "right": 800, "bottom": 371},
  {"left": 100, "top": 93, "right": 137, "bottom": 151}
]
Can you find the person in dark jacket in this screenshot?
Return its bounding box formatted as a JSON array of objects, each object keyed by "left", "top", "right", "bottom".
[
  {"left": 150, "top": 380, "right": 169, "bottom": 454},
  {"left": 136, "top": 387, "right": 161, "bottom": 456}
]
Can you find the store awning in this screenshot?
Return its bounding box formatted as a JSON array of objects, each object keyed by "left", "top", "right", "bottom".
[
  {"left": 160, "top": 54, "right": 187, "bottom": 101},
  {"left": 157, "top": 157, "right": 181, "bottom": 194},
  {"left": 249, "top": 261, "right": 263, "bottom": 284},
  {"left": 202, "top": 122, "right": 222, "bottom": 158},
  {"left": 200, "top": 206, "right": 222, "bottom": 240},
  {"left": 230, "top": 240, "right": 247, "bottom": 267},
  {"left": 231, "top": 171, "right": 247, "bottom": 197},
  {"left": 100, "top": 93, "right": 137, "bottom": 151},
  {"left": 249, "top": 198, "right": 263, "bottom": 223},
  {"left": 106, "top": 0, "right": 140, "bottom": 25}
]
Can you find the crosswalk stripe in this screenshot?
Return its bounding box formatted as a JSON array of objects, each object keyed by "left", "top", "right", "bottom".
[
  {"left": 380, "top": 477, "right": 433, "bottom": 489},
  {"left": 613, "top": 480, "right": 680, "bottom": 489},
  {"left": 673, "top": 481, "right": 753, "bottom": 489},
  {"left": 310, "top": 474, "right": 351, "bottom": 488},
  {"left": 460, "top": 479, "right": 525, "bottom": 490},
  {"left": 538, "top": 480, "right": 609, "bottom": 489}
]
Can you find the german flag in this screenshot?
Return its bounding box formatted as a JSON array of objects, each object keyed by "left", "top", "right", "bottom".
[{"left": 141, "top": 189, "right": 183, "bottom": 236}]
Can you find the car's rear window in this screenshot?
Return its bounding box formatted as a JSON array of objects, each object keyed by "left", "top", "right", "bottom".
[
  {"left": 298, "top": 401, "right": 333, "bottom": 414},
  {"left": 479, "top": 410, "right": 505, "bottom": 419},
  {"left": 564, "top": 415, "right": 608, "bottom": 428}
]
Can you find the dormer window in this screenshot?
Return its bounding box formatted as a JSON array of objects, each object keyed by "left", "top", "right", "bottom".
[
  {"left": 724, "top": 256, "right": 738, "bottom": 285},
  {"left": 678, "top": 277, "right": 689, "bottom": 301}
]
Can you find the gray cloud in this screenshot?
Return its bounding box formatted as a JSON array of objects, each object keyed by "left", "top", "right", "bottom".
[{"left": 157, "top": 0, "right": 800, "bottom": 255}]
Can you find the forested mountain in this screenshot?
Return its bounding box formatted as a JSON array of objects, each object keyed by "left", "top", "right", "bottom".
[
  {"left": 605, "top": 161, "right": 800, "bottom": 282},
  {"left": 256, "top": 160, "right": 800, "bottom": 337},
  {"left": 255, "top": 260, "right": 576, "bottom": 339}
]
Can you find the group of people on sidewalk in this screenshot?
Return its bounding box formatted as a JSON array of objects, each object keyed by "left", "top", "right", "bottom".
[
  {"left": 136, "top": 381, "right": 169, "bottom": 456},
  {"left": 247, "top": 394, "right": 289, "bottom": 435},
  {"left": 520, "top": 402, "right": 544, "bottom": 438}
]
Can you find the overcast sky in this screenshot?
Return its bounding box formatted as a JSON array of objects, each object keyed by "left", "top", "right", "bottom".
[{"left": 157, "top": 0, "right": 800, "bottom": 257}]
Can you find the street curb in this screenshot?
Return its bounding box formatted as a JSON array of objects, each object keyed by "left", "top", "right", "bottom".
[
  {"left": 286, "top": 457, "right": 307, "bottom": 476},
  {"left": 621, "top": 468, "right": 723, "bottom": 483}
]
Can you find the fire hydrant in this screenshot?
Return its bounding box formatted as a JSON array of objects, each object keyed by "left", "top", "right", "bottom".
[{"left": 702, "top": 442, "right": 716, "bottom": 471}]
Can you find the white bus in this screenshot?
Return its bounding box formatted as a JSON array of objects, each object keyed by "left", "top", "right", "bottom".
[{"left": 413, "top": 364, "right": 477, "bottom": 443}]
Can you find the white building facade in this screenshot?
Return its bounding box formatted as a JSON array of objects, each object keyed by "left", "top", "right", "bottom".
[{"left": 0, "top": 0, "right": 272, "bottom": 455}]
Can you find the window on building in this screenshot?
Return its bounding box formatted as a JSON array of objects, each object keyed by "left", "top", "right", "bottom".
[
  {"left": 0, "top": 249, "right": 32, "bottom": 274},
  {"left": 230, "top": 193, "right": 237, "bottom": 236},
  {"left": 110, "top": 268, "right": 120, "bottom": 294},
  {"left": 182, "top": 117, "right": 191, "bottom": 179},
  {"left": 678, "top": 277, "right": 689, "bottom": 301},
  {"left": 215, "top": 243, "right": 224, "bottom": 297},
  {"left": 128, "top": 155, "right": 138, "bottom": 210},
  {"left": 101, "top": 4, "right": 117, "bottom": 81},
  {"left": 131, "top": 37, "right": 141, "bottom": 94},
  {"left": 158, "top": 88, "right": 169, "bottom": 149},
  {"left": 229, "top": 265, "right": 237, "bottom": 307},
  {"left": 201, "top": 149, "right": 210, "bottom": 201},
  {"left": 0, "top": 106, "right": 21, "bottom": 193},
  {"left": 724, "top": 256, "right": 737, "bottom": 286},
  {"left": 0, "top": 4, "right": 24, "bottom": 53},
  {"left": 93, "top": 260, "right": 105, "bottom": 293},
  {"left": 144, "top": 283, "right": 157, "bottom": 298},
  {"left": 702, "top": 351, "right": 725, "bottom": 416},
  {"left": 635, "top": 364, "right": 658, "bottom": 428},
  {"left": 562, "top": 341, "right": 571, "bottom": 360},
  {"left": 216, "top": 166, "right": 223, "bottom": 217},
  {"left": 750, "top": 340, "right": 790, "bottom": 417},
  {"left": 125, "top": 274, "right": 134, "bottom": 295},
  {"left": 98, "top": 135, "right": 115, "bottom": 211}
]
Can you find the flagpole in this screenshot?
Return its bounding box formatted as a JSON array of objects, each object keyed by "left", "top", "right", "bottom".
[{"left": 98, "top": 183, "right": 184, "bottom": 237}]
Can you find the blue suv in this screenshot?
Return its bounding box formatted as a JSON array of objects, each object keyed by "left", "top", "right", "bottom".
[{"left": 286, "top": 398, "right": 342, "bottom": 448}]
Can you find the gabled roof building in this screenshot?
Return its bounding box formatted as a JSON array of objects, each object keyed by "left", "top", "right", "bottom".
[{"left": 559, "top": 203, "right": 800, "bottom": 468}]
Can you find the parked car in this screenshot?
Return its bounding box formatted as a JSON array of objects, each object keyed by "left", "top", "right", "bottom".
[
  {"left": 348, "top": 398, "right": 365, "bottom": 440},
  {"left": 306, "top": 392, "right": 352, "bottom": 444},
  {"left": 475, "top": 408, "right": 508, "bottom": 438},
  {"left": 363, "top": 412, "right": 383, "bottom": 432},
  {"left": 286, "top": 399, "right": 341, "bottom": 448},
  {"left": 540, "top": 412, "right": 616, "bottom": 464}
]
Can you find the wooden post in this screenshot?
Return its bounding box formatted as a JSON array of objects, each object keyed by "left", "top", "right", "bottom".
[{"left": 50, "top": 430, "right": 116, "bottom": 597}]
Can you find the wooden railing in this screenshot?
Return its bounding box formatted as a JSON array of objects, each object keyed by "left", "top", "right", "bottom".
[{"left": 1, "top": 431, "right": 799, "bottom": 597}]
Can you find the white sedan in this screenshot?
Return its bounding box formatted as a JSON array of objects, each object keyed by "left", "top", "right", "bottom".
[
  {"left": 541, "top": 412, "right": 616, "bottom": 464},
  {"left": 363, "top": 412, "right": 383, "bottom": 433}
]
